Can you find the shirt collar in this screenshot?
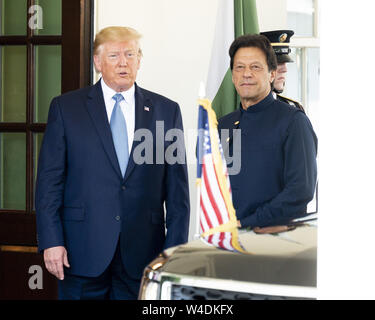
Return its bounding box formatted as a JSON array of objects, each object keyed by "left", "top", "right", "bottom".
[{"left": 101, "top": 78, "right": 135, "bottom": 103}]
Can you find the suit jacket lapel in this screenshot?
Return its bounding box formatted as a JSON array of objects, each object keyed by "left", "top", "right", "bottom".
[
  {"left": 124, "top": 84, "right": 154, "bottom": 181},
  {"left": 85, "top": 81, "right": 123, "bottom": 177}
]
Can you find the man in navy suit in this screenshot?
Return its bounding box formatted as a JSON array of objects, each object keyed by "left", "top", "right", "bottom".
[{"left": 35, "top": 26, "right": 190, "bottom": 299}]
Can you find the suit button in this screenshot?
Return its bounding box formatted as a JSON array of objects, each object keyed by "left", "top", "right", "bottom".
[
  {"left": 115, "top": 216, "right": 121, "bottom": 221},
  {"left": 121, "top": 185, "right": 126, "bottom": 190}
]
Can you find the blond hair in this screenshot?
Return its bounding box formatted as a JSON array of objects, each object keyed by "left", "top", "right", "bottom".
[{"left": 93, "top": 26, "right": 142, "bottom": 56}]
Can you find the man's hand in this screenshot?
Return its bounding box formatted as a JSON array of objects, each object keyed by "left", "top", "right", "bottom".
[
  {"left": 43, "top": 246, "right": 70, "bottom": 280},
  {"left": 253, "top": 225, "right": 295, "bottom": 234}
]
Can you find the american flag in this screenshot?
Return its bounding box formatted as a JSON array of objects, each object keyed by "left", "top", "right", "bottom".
[{"left": 197, "top": 99, "right": 245, "bottom": 253}]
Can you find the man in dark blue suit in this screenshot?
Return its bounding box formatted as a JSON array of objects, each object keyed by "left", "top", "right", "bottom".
[
  {"left": 35, "top": 26, "right": 190, "bottom": 299},
  {"left": 218, "top": 34, "right": 317, "bottom": 232}
]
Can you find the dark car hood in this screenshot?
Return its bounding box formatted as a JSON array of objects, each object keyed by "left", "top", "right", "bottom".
[{"left": 161, "top": 224, "right": 317, "bottom": 288}]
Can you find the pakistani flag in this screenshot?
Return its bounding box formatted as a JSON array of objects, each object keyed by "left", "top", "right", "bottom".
[{"left": 206, "top": 0, "right": 259, "bottom": 119}]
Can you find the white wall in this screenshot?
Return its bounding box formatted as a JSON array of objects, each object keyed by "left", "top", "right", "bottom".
[{"left": 94, "top": 0, "right": 289, "bottom": 240}]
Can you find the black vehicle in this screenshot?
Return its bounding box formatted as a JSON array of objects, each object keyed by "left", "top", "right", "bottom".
[{"left": 139, "top": 215, "right": 317, "bottom": 300}]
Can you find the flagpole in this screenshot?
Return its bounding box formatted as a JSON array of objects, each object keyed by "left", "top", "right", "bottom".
[
  {"left": 194, "top": 184, "right": 201, "bottom": 240},
  {"left": 195, "top": 82, "right": 207, "bottom": 240}
]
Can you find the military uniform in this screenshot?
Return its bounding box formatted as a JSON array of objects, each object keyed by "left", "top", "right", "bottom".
[
  {"left": 260, "top": 30, "right": 294, "bottom": 63},
  {"left": 261, "top": 30, "right": 305, "bottom": 113}
]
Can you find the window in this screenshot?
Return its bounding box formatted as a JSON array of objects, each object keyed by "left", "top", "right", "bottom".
[
  {"left": 285, "top": 47, "right": 320, "bottom": 132},
  {"left": 284, "top": 0, "right": 319, "bottom": 129},
  {"left": 0, "top": 0, "right": 62, "bottom": 214},
  {"left": 284, "top": 0, "right": 320, "bottom": 213},
  {"left": 287, "top": 0, "right": 317, "bottom": 37},
  {"left": 0, "top": 0, "right": 92, "bottom": 246}
]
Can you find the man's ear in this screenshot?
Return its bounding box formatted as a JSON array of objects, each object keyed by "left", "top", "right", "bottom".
[
  {"left": 93, "top": 55, "right": 102, "bottom": 73},
  {"left": 269, "top": 69, "right": 276, "bottom": 84}
]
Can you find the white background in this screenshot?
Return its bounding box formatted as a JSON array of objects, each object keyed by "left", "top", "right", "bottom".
[
  {"left": 318, "top": 0, "right": 375, "bottom": 300},
  {"left": 94, "top": 0, "right": 375, "bottom": 299}
]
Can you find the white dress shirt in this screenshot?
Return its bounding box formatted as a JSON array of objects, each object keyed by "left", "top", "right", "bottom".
[{"left": 101, "top": 78, "right": 135, "bottom": 153}]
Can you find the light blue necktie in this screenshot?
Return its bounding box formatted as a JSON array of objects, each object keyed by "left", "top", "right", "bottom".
[{"left": 110, "top": 93, "right": 129, "bottom": 177}]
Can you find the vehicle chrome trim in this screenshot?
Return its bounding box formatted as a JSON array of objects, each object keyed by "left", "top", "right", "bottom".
[{"left": 158, "top": 272, "right": 316, "bottom": 300}]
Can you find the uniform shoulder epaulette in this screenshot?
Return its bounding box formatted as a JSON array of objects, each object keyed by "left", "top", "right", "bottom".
[
  {"left": 277, "top": 94, "right": 305, "bottom": 112},
  {"left": 277, "top": 94, "right": 299, "bottom": 104}
]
